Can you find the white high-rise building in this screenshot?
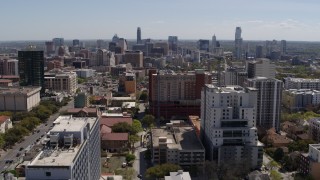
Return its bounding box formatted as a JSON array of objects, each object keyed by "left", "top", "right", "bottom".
[
  {"left": 201, "top": 85, "right": 263, "bottom": 168},
  {"left": 25, "top": 116, "right": 101, "bottom": 180}
]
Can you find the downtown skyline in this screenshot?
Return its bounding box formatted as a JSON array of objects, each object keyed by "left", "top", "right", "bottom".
[{"left": 1, "top": 0, "right": 320, "bottom": 41}]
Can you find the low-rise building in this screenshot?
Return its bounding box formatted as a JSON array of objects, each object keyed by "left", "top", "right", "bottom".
[
  {"left": 285, "top": 77, "right": 320, "bottom": 90},
  {"left": 282, "top": 89, "right": 320, "bottom": 111},
  {"left": 151, "top": 122, "right": 205, "bottom": 168},
  {"left": 0, "top": 116, "right": 12, "bottom": 133},
  {"left": 309, "top": 118, "right": 320, "bottom": 142},
  {"left": 66, "top": 108, "right": 100, "bottom": 117},
  {"left": 44, "top": 70, "right": 77, "bottom": 94},
  {"left": 74, "top": 69, "right": 95, "bottom": 78},
  {"left": 165, "top": 170, "right": 191, "bottom": 180},
  {"left": 0, "top": 86, "right": 41, "bottom": 111},
  {"left": 0, "top": 79, "right": 13, "bottom": 87}
]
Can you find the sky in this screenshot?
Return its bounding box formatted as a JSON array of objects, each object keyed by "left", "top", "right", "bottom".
[{"left": 1, "top": 0, "right": 320, "bottom": 41}]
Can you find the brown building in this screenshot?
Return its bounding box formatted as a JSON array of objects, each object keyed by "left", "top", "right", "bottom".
[
  {"left": 118, "top": 72, "right": 136, "bottom": 95},
  {"left": 0, "top": 79, "right": 13, "bottom": 87},
  {"left": 149, "top": 69, "right": 212, "bottom": 119},
  {"left": 47, "top": 59, "right": 64, "bottom": 71},
  {"left": 0, "top": 59, "right": 18, "bottom": 76},
  {"left": 124, "top": 51, "right": 143, "bottom": 67},
  {"left": 66, "top": 108, "right": 101, "bottom": 117}
]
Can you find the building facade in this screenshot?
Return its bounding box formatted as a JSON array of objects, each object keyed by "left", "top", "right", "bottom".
[
  {"left": 284, "top": 77, "right": 320, "bottom": 90},
  {"left": 44, "top": 70, "right": 77, "bottom": 94},
  {"left": 246, "top": 77, "right": 282, "bottom": 131},
  {"left": 201, "top": 85, "right": 263, "bottom": 169},
  {"left": 18, "top": 50, "right": 45, "bottom": 91},
  {"left": 0, "top": 87, "right": 41, "bottom": 111},
  {"left": 124, "top": 51, "right": 143, "bottom": 68},
  {"left": 235, "top": 27, "right": 243, "bottom": 60},
  {"left": 149, "top": 69, "right": 212, "bottom": 118},
  {"left": 0, "top": 59, "right": 18, "bottom": 76},
  {"left": 25, "top": 116, "right": 101, "bottom": 180},
  {"left": 247, "top": 58, "right": 275, "bottom": 78}
]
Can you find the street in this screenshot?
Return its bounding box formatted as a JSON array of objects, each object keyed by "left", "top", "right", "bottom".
[
  {"left": 133, "top": 131, "right": 148, "bottom": 180},
  {"left": 0, "top": 99, "right": 74, "bottom": 171}
]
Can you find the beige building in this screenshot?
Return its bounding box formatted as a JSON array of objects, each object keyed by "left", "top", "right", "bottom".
[
  {"left": 151, "top": 121, "right": 205, "bottom": 168},
  {"left": 119, "top": 72, "right": 136, "bottom": 95},
  {"left": 124, "top": 51, "right": 143, "bottom": 67},
  {"left": 0, "top": 116, "right": 13, "bottom": 133},
  {"left": 0, "top": 87, "right": 41, "bottom": 111},
  {"left": 44, "top": 70, "right": 77, "bottom": 94}
]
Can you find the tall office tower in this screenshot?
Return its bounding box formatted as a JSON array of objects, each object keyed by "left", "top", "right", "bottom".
[
  {"left": 52, "top": 38, "right": 64, "bottom": 48},
  {"left": 247, "top": 58, "right": 275, "bottom": 78},
  {"left": 168, "top": 36, "right": 178, "bottom": 52},
  {"left": 201, "top": 85, "right": 263, "bottom": 169},
  {"left": 149, "top": 69, "right": 212, "bottom": 119},
  {"left": 255, "top": 45, "right": 263, "bottom": 58},
  {"left": 96, "top": 39, "right": 104, "bottom": 48},
  {"left": 73, "top": 39, "right": 80, "bottom": 47},
  {"left": 45, "top": 41, "right": 55, "bottom": 56},
  {"left": 198, "top": 39, "right": 210, "bottom": 52},
  {"left": 18, "top": 48, "right": 45, "bottom": 91},
  {"left": 234, "top": 27, "right": 243, "bottom": 60},
  {"left": 112, "top": 34, "right": 119, "bottom": 43},
  {"left": 137, "top": 27, "right": 142, "bottom": 44},
  {"left": 118, "top": 38, "right": 128, "bottom": 51},
  {"left": 25, "top": 116, "right": 101, "bottom": 180},
  {"left": 280, "top": 40, "right": 287, "bottom": 55},
  {"left": 223, "top": 67, "right": 248, "bottom": 87},
  {"left": 212, "top": 34, "right": 217, "bottom": 49},
  {"left": 0, "top": 59, "right": 19, "bottom": 76},
  {"left": 246, "top": 77, "right": 282, "bottom": 132}
]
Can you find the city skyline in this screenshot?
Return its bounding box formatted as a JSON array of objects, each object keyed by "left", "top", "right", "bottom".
[{"left": 1, "top": 0, "right": 320, "bottom": 41}]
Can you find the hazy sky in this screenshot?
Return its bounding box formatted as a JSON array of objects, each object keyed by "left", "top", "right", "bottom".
[{"left": 1, "top": 0, "right": 320, "bottom": 41}]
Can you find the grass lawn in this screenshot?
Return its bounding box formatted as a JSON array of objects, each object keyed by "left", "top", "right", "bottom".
[{"left": 101, "top": 156, "right": 136, "bottom": 180}]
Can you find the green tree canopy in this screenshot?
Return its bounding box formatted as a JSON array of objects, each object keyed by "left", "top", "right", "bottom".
[
  {"left": 139, "top": 92, "right": 148, "bottom": 101},
  {"left": 132, "top": 120, "right": 143, "bottom": 134},
  {"left": 111, "top": 122, "right": 133, "bottom": 133},
  {"left": 273, "top": 148, "right": 284, "bottom": 162},
  {"left": 125, "top": 153, "right": 136, "bottom": 162},
  {"left": 145, "top": 163, "right": 182, "bottom": 179},
  {"left": 142, "top": 115, "right": 155, "bottom": 128}
]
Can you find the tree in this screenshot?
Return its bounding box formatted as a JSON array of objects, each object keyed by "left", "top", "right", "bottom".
[
  {"left": 288, "top": 139, "right": 315, "bottom": 152},
  {"left": 129, "top": 134, "right": 140, "bottom": 150},
  {"left": 270, "top": 170, "right": 282, "bottom": 180},
  {"left": 273, "top": 148, "right": 284, "bottom": 162},
  {"left": 111, "top": 122, "right": 132, "bottom": 133},
  {"left": 0, "top": 133, "right": 5, "bottom": 149},
  {"left": 142, "top": 115, "right": 155, "bottom": 128},
  {"left": 145, "top": 163, "right": 181, "bottom": 179},
  {"left": 132, "top": 120, "right": 143, "bottom": 134},
  {"left": 125, "top": 153, "right": 136, "bottom": 162},
  {"left": 139, "top": 92, "right": 148, "bottom": 102}
]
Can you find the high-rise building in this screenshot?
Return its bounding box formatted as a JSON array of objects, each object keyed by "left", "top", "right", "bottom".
[
  {"left": 235, "top": 27, "right": 243, "bottom": 60},
  {"left": 118, "top": 72, "right": 136, "bottom": 94},
  {"left": 246, "top": 77, "right": 282, "bottom": 131},
  {"left": 247, "top": 58, "right": 275, "bottom": 78},
  {"left": 25, "top": 116, "right": 101, "bottom": 180},
  {"left": 137, "top": 27, "right": 142, "bottom": 44},
  {"left": 201, "top": 85, "right": 263, "bottom": 169},
  {"left": 168, "top": 36, "right": 178, "bottom": 52},
  {"left": 18, "top": 49, "right": 45, "bottom": 91},
  {"left": 255, "top": 45, "right": 263, "bottom": 58},
  {"left": 198, "top": 39, "right": 210, "bottom": 52},
  {"left": 96, "top": 49, "right": 115, "bottom": 66},
  {"left": 212, "top": 34, "right": 217, "bottom": 50},
  {"left": 73, "top": 39, "right": 80, "bottom": 47},
  {"left": 96, "top": 39, "right": 104, "bottom": 48},
  {"left": 149, "top": 69, "right": 212, "bottom": 118},
  {"left": 123, "top": 51, "right": 143, "bottom": 67},
  {"left": 280, "top": 40, "right": 287, "bottom": 55},
  {"left": 45, "top": 41, "right": 55, "bottom": 56},
  {"left": 52, "top": 38, "right": 64, "bottom": 48}
]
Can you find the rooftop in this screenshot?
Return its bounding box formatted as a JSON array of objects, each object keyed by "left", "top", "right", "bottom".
[
  {"left": 205, "top": 84, "right": 256, "bottom": 93},
  {"left": 152, "top": 126, "right": 204, "bottom": 150},
  {"left": 100, "top": 117, "right": 132, "bottom": 127},
  {"left": 286, "top": 77, "right": 320, "bottom": 83},
  {"left": 0, "top": 86, "right": 41, "bottom": 95},
  {"left": 165, "top": 171, "right": 191, "bottom": 180},
  {"left": 101, "top": 133, "right": 128, "bottom": 141},
  {"left": 0, "top": 116, "right": 10, "bottom": 124}
]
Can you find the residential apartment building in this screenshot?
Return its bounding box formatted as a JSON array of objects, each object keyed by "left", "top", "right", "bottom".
[
  {"left": 95, "top": 49, "right": 115, "bottom": 66},
  {"left": 247, "top": 58, "right": 275, "bottom": 78},
  {"left": 149, "top": 69, "right": 212, "bottom": 118},
  {"left": 25, "top": 116, "right": 101, "bottom": 180},
  {"left": 44, "top": 70, "right": 77, "bottom": 94},
  {"left": 309, "top": 118, "right": 320, "bottom": 143},
  {"left": 223, "top": 67, "right": 248, "bottom": 87},
  {"left": 74, "top": 69, "right": 95, "bottom": 78},
  {"left": 0, "top": 87, "right": 41, "bottom": 111},
  {"left": 201, "top": 85, "right": 263, "bottom": 169},
  {"left": 299, "top": 144, "right": 320, "bottom": 180},
  {"left": 151, "top": 121, "right": 205, "bottom": 168},
  {"left": 282, "top": 89, "right": 320, "bottom": 111},
  {"left": 284, "top": 77, "right": 320, "bottom": 90},
  {"left": 245, "top": 77, "right": 282, "bottom": 131}
]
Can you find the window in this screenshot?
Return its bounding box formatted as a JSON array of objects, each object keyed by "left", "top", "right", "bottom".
[{"left": 46, "top": 172, "right": 51, "bottom": 177}]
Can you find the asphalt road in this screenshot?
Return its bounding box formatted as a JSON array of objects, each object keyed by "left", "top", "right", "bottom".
[
  {"left": 0, "top": 99, "right": 74, "bottom": 171},
  {"left": 133, "top": 131, "right": 147, "bottom": 180}
]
